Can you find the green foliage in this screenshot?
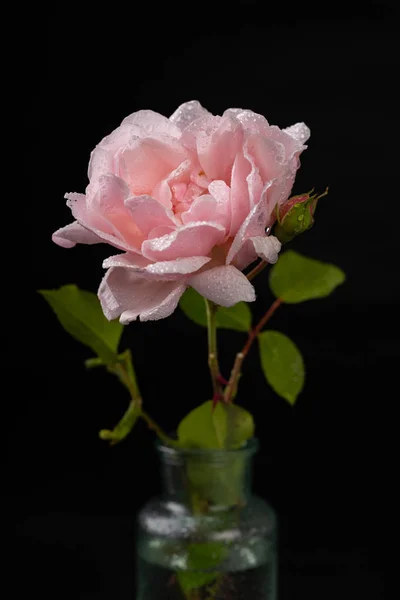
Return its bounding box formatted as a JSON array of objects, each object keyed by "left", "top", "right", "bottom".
[
  {"left": 269, "top": 250, "right": 345, "bottom": 303},
  {"left": 99, "top": 400, "right": 141, "bottom": 445},
  {"left": 258, "top": 330, "right": 305, "bottom": 405},
  {"left": 177, "top": 542, "right": 227, "bottom": 594},
  {"left": 180, "top": 288, "right": 251, "bottom": 332},
  {"left": 39, "top": 285, "right": 123, "bottom": 363},
  {"left": 177, "top": 401, "right": 254, "bottom": 450}
]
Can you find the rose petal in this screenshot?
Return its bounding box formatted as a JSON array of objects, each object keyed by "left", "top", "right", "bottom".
[
  {"left": 152, "top": 159, "right": 193, "bottom": 208},
  {"left": 103, "top": 253, "right": 211, "bottom": 280},
  {"left": 122, "top": 110, "right": 181, "bottom": 138},
  {"left": 223, "top": 108, "right": 270, "bottom": 135},
  {"left": 243, "top": 139, "right": 264, "bottom": 207},
  {"left": 169, "top": 100, "right": 212, "bottom": 131},
  {"left": 88, "top": 147, "right": 114, "bottom": 181},
  {"left": 52, "top": 221, "right": 102, "bottom": 248},
  {"left": 119, "top": 136, "right": 187, "bottom": 195},
  {"left": 88, "top": 175, "right": 144, "bottom": 249},
  {"left": 226, "top": 187, "right": 273, "bottom": 267},
  {"left": 266, "top": 155, "right": 301, "bottom": 210},
  {"left": 196, "top": 115, "right": 244, "bottom": 182},
  {"left": 148, "top": 225, "right": 176, "bottom": 239},
  {"left": 181, "top": 195, "right": 217, "bottom": 224},
  {"left": 141, "top": 221, "right": 226, "bottom": 262},
  {"left": 208, "top": 180, "right": 231, "bottom": 229},
  {"left": 125, "top": 195, "right": 179, "bottom": 236},
  {"left": 66, "top": 192, "right": 121, "bottom": 239},
  {"left": 98, "top": 267, "right": 186, "bottom": 322},
  {"left": 246, "top": 134, "right": 286, "bottom": 182},
  {"left": 189, "top": 265, "right": 255, "bottom": 307},
  {"left": 229, "top": 151, "right": 251, "bottom": 237},
  {"left": 250, "top": 235, "right": 281, "bottom": 264},
  {"left": 102, "top": 253, "right": 151, "bottom": 269},
  {"left": 65, "top": 187, "right": 142, "bottom": 253},
  {"left": 179, "top": 115, "right": 220, "bottom": 153},
  {"left": 88, "top": 123, "right": 134, "bottom": 180},
  {"left": 283, "top": 122, "right": 310, "bottom": 145},
  {"left": 181, "top": 181, "right": 230, "bottom": 230}
]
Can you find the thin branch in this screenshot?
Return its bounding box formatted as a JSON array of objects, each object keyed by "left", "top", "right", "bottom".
[
  {"left": 246, "top": 260, "right": 267, "bottom": 282},
  {"left": 224, "top": 352, "right": 244, "bottom": 403},
  {"left": 114, "top": 349, "right": 143, "bottom": 408},
  {"left": 224, "top": 297, "right": 283, "bottom": 403},
  {"left": 140, "top": 410, "right": 179, "bottom": 447},
  {"left": 242, "top": 297, "right": 283, "bottom": 358},
  {"left": 205, "top": 299, "right": 223, "bottom": 398}
]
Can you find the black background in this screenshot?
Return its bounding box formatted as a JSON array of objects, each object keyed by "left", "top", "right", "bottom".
[{"left": 12, "top": 2, "right": 397, "bottom": 597}]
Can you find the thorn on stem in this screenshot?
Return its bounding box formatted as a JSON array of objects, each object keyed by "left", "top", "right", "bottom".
[{"left": 217, "top": 374, "right": 229, "bottom": 386}]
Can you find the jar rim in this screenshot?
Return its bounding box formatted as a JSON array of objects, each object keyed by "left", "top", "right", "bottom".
[{"left": 156, "top": 437, "right": 259, "bottom": 458}]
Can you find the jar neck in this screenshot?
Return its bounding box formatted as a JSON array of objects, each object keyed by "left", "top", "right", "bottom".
[{"left": 157, "top": 440, "right": 258, "bottom": 511}]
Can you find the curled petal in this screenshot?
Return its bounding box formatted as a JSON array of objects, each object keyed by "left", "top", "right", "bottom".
[
  {"left": 103, "top": 253, "right": 210, "bottom": 280},
  {"left": 119, "top": 137, "right": 187, "bottom": 195},
  {"left": 246, "top": 134, "right": 286, "bottom": 182},
  {"left": 223, "top": 108, "right": 270, "bottom": 135},
  {"left": 86, "top": 175, "right": 144, "bottom": 250},
  {"left": 98, "top": 267, "right": 186, "bottom": 323},
  {"left": 208, "top": 180, "right": 231, "bottom": 230},
  {"left": 52, "top": 221, "right": 102, "bottom": 248},
  {"left": 169, "top": 100, "right": 212, "bottom": 131},
  {"left": 189, "top": 265, "right": 255, "bottom": 307},
  {"left": 121, "top": 110, "right": 181, "bottom": 138},
  {"left": 196, "top": 115, "right": 244, "bottom": 182},
  {"left": 181, "top": 181, "right": 230, "bottom": 230},
  {"left": 88, "top": 147, "right": 114, "bottom": 181},
  {"left": 125, "top": 195, "right": 179, "bottom": 236},
  {"left": 64, "top": 187, "right": 142, "bottom": 253},
  {"left": 283, "top": 122, "right": 310, "bottom": 145},
  {"left": 266, "top": 156, "right": 301, "bottom": 209},
  {"left": 243, "top": 139, "right": 264, "bottom": 207},
  {"left": 250, "top": 235, "right": 281, "bottom": 264},
  {"left": 88, "top": 125, "right": 132, "bottom": 180},
  {"left": 226, "top": 187, "right": 273, "bottom": 267},
  {"left": 179, "top": 115, "right": 220, "bottom": 153},
  {"left": 141, "top": 221, "right": 226, "bottom": 262},
  {"left": 181, "top": 195, "right": 217, "bottom": 224},
  {"left": 230, "top": 151, "right": 251, "bottom": 237},
  {"left": 102, "top": 253, "right": 151, "bottom": 269}
]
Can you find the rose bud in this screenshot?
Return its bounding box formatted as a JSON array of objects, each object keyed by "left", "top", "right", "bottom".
[{"left": 274, "top": 188, "right": 328, "bottom": 244}]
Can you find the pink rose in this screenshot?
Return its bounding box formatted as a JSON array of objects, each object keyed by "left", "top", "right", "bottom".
[{"left": 53, "top": 101, "right": 309, "bottom": 322}]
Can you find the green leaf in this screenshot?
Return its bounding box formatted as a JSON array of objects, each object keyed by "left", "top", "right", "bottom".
[
  {"left": 178, "top": 402, "right": 254, "bottom": 507},
  {"left": 177, "top": 401, "right": 254, "bottom": 450},
  {"left": 177, "top": 401, "right": 227, "bottom": 449},
  {"left": 179, "top": 287, "right": 208, "bottom": 326},
  {"left": 180, "top": 287, "right": 251, "bottom": 332},
  {"left": 177, "top": 542, "right": 226, "bottom": 594},
  {"left": 99, "top": 400, "right": 141, "bottom": 445},
  {"left": 269, "top": 250, "right": 345, "bottom": 303},
  {"left": 39, "top": 285, "right": 123, "bottom": 363},
  {"left": 177, "top": 569, "right": 218, "bottom": 596},
  {"left": 258, "top": 330, "right": 305, "bottom": 405},
  {"left": 224, "top": 404, "right": 255, "bottom": 449},
  {"left": 215, "top": 303, "right": 252, "bottom": 332}
]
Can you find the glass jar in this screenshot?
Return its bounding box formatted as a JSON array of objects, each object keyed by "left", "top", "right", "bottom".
[{"left": 136, "top": 439, "right": 277, "bottom": 599}]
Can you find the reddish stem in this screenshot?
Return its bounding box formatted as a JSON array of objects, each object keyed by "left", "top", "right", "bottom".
[
  {"left": 241, "top": 297, "right": 283, "bottom": 358},
  {"left": 217, "top": 374, "right": 229, "bottom": 386},
  {"left": 246, "top": 260, "right": 267, "bottom": 282},
  {"left": 224, "top": 297, "right": 283, "bottom": 404},
  {"left": 212, "top": 392, "right": 225, "bottom": 412}
]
